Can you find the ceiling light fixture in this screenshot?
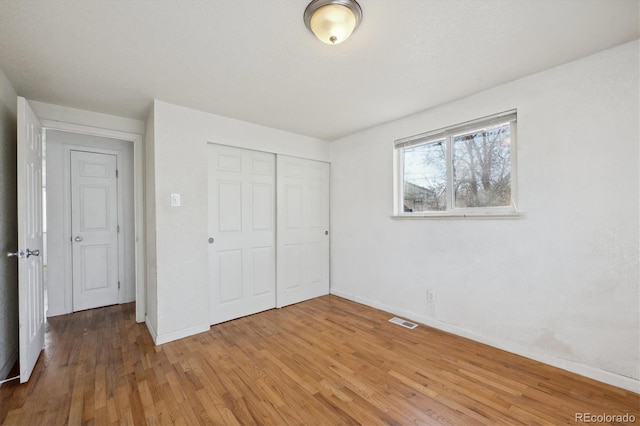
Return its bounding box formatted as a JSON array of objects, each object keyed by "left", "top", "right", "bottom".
[{"left": 304, "top": 0, "right": 362, "bottom": 45}]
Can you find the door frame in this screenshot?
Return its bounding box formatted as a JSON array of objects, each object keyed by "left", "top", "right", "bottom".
[
  {"left": 41, "top": 121, "right": 145, "bottom": 322},
  {"left": 66, "top": 147, "right": 124, "bottom": 311}
]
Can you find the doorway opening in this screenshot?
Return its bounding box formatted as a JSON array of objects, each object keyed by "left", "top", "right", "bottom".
[{"left": 43, "top": 130, "right": 135, "bottom": 316}]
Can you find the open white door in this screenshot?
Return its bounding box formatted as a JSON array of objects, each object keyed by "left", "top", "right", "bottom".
[{"left": 11, "top": 97, "right": 45, "bottom": 383}]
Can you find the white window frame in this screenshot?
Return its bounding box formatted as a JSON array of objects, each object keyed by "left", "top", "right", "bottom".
[{"left": 393, "top": 110, "right": 520, "bottom": 219}]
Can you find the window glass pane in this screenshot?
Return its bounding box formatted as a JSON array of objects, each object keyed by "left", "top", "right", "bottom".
[
  {"left": 403, "top": 140, "right": 447, "bottom": 212},
  {"left": 453, "top": 123, "right": 511, "bottom": 208}
]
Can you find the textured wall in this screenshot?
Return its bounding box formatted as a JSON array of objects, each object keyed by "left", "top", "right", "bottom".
[
  {"left": 330, "top": 41, "right": 639, "bottom": 391},
  {"left": 0, "top": 70, "right": 18, "bottom": 381}
]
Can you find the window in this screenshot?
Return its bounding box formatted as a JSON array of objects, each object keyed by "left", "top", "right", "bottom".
[{"left": 395, "top": 111, "right": 517, "bottom": 217}]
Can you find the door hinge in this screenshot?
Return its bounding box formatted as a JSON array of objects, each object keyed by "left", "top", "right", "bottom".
[
  {"left": 116, "top": 169, "right": 119, "bottom": 178},
  {"left": 118, "top": 281, "right": 121, "bottom": 289},
  {"left": 117, "top": 225, "right": 120, "bottom": 233}
]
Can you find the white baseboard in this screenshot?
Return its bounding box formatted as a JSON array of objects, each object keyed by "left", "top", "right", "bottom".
[
  {"left": 329, "top": 288, "right": 354, "bottom": 301},
  {"left": 145, "top": 319, "right": 210, "bottom": 346},
  {"left": 339, "top": 294, "right": 639, "bottom": 394},
  {"left": 48, "top": 298, "right": 136, "bottom": 319},
  {"left": 145, "top": 316, "right": 158, "bottom": 343},
  {"left": 0, "top": 348, "right": 18, "bottom": 385}
]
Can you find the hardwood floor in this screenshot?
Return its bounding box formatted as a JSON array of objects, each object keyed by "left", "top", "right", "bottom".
[{"left": 1, "top": 296, "right": 638, "bottom": 425}]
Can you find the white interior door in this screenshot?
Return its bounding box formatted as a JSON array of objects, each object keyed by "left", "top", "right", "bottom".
[
  {"left": 208, "top": 144, "right": 276, "bottom": 325},
  {"left": 15, "top": 97, "right": 44, "bottom": 383},
  {"left": 276, "top": 156, "right": 330, "bottom": 308},
  {"left": 70, "top": 150, "right": 119, "bottom": 311}
]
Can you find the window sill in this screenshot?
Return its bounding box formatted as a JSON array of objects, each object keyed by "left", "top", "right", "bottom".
[{"left": 391, "top": 211, "right": 524, "bottom": 220}]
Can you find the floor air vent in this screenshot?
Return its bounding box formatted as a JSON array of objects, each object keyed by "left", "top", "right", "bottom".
[{"left": 389, "top": 317, "right": 418, "bottom": 329}]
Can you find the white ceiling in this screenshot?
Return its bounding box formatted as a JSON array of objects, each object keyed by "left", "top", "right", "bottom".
[{"left": 0, "top": 1, "right": 638, "bottom": 141}]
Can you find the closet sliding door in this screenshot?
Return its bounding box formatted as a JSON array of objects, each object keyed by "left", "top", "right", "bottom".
[
  {"left": 276, "top": 156, "right": 330, "bottom": 308},
  {"left": 208, "top": 144, "right": 276, "bottom": 325}
]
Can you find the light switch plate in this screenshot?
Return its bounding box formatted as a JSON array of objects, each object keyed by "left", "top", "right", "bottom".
[{"left": 170, "top": 193, "right": 181, "bottom": 207}]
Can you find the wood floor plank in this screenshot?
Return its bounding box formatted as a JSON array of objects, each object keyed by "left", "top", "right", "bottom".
[{"left": 1, "top": 295, "right": 638, "bottom": 425}]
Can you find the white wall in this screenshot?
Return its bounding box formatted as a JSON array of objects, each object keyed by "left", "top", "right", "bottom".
[
  {"left": 46, "top": 130, "right": 135, "bottom": 316},
  {"left": 146, "top": 100, "right": 329, "bottom": 344},
  {"left": 330, "top": 41, "right": 639, "bottom": 392},
  {"left": 0, "top": 69, "right": 18, "bottom": 382},
  {"left": 30, "top": 101, "right": 144, "bottom": 135}
]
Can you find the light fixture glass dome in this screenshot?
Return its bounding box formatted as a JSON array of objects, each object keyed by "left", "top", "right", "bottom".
[
  {"left": 310, "top": 4, "right": 356, "bottom": 44},
  {"left": 304, "top": 0, "right": 362, "bottom": 45}
]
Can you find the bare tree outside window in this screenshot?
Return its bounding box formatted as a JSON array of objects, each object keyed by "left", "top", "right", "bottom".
[
  {"left": 403, "top": 140, "right": 446, "bottom": 212},
  {"left": 453, "top": 124, "right": 511, "bottom": 208}
]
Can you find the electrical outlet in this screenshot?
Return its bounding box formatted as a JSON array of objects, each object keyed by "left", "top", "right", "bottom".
[
  {"left": 426, "top": 289, "right": 436, "bottom": 304},
  {"left": 426, "top": 288, "right": 437, "bottom": 317}
]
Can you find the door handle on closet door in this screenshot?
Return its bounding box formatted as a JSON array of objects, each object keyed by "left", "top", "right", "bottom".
[{"left": 74, "top": 236, "right": 83, "bottom": 242}]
